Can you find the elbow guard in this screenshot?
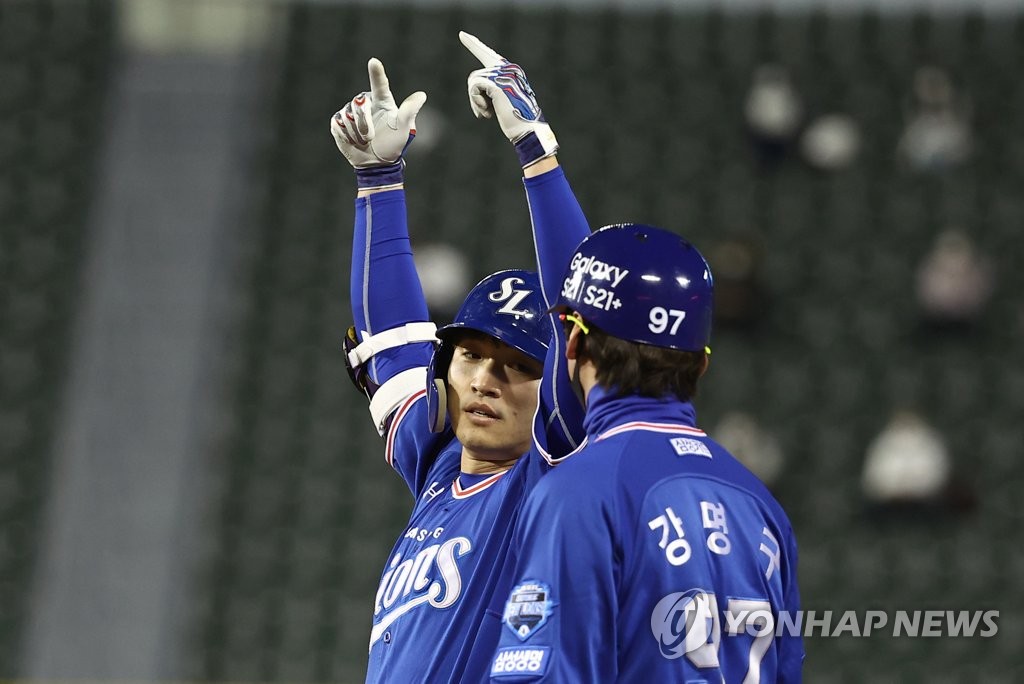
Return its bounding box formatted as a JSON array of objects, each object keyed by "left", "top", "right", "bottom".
[{"left": 343, "top": 322, "right": 438, "bottom": 435}]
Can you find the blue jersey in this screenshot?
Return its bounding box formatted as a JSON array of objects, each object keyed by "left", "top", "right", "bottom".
[
  {"left": 351, "top": 168, "right": 590, "bottom": 682},
  {"left": 367, "top": 393, "right": 576, "bottom": 681},
  {"left": 490, "top": 387, "right": 804, "bottom": 682}
]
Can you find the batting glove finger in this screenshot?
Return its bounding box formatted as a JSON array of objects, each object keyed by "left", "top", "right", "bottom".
[
  {"left": 367, "top": 58, "right": 397, "bottom": 111},
  {"left": 467, "top": 69, "right": 497, "bottom": 120},
  {"left": 459, "top": 30, "right": 505, "bottom": 68},
  {"left": 395, "top": 90, "right": 427, "bottom": 134},
  {"left": 337, "top": 101, "right": 367, "bottom": 147},
  {"left": 351, "top": 94, "right": 374, "bottom": 144},
  {"left": 460, "top": 32, "right": 558, "bottom": 168},
  {"left": 331, "top": 110, "right": 359, "bottom": 147}
]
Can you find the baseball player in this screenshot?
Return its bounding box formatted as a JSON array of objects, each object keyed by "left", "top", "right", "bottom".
[
  {"left": 331, "top": 44, "right": 589, "bottom": 681},
  {"left": 487, "top": 224, "right": 804, "bottom": 681}
]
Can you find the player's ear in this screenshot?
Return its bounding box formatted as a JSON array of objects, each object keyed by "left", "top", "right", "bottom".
[
  {"left": 561, "top": 311, "right": 588, "bottom": 361},
  {"left": 699, "top": 352, "right": 710, "bottom": 378},
  {"left": 565, "top": 324, "right": 583, "bottom": 360}
]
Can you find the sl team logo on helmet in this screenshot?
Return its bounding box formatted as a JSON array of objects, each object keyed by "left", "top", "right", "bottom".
[
  {"left": 557, "top": 224, "right": 713, "bottom": 353},
  {"left": 426, "top": 269, "right": 549, "bottom": 432}
]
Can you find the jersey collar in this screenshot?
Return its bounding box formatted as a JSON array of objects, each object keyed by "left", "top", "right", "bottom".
[
  {"left": 452, "top": 470, "right": 509, "bottom": 499},
  {"left": 583, "top": 384, "right": 700, "bottom": 440}
]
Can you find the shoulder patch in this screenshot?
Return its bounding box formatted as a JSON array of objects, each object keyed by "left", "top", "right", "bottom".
[
  {"left": 503, "top": 581, "right": 553, "bottom": 640},
  {"left": 670, "top": 436, "right": 713, "bottom": 458},
  {"left": 491, "top": 646, "right": 551, "bottom": 678}
]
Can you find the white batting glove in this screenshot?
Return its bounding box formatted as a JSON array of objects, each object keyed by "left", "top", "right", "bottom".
[
  {"left": 330, "top": 58, "right": 427, "bottom": 189},
  {"left": 459, "top": 31, "right": 558, "bottom": 168}
]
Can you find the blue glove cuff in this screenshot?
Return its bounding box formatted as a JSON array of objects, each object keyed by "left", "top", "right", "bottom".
[
  {"left": 515, "top": 132, "right": 558, "bottom": 168},
  {"left": 355, "top": 160, "right": 405, "bottom": 189}
]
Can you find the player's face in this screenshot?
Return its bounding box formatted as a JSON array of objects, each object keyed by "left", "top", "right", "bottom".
[{"left": 446, "top": 332, "right": 543, "bottom": 469}]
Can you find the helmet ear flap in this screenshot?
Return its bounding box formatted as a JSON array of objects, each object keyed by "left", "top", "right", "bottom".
[
  {"left": 429, "top": 377, "right": 447, "bottom": 433},
  {"left": 426, "top": 342, "right": 453, "bottom": 434}
]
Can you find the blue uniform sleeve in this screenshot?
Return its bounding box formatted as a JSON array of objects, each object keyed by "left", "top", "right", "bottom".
[
  {"left": 382, "top": 391, "right": 456, "bottom": 497},
  {"left": 531, "top": 332, "right": 587, "bottom": 465},
  {"left": 523, "top": 166, "right": 591, "bottom": 309},
  {"left": 524, "top": 166, "right": 590, "bottom": 461},
  {"left": 350, "top": 189, "right": 444, "bottom": 493},
  {"left": 350, "top": 189, "right": 434, "bottom": 386}
]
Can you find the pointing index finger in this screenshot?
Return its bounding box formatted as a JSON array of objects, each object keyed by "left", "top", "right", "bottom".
[
  {"left": 367, "top": 57, "right": 391, "bottom": 102},
  {"left": 459, "top": 31, "right": 505, "bottom": 68}
]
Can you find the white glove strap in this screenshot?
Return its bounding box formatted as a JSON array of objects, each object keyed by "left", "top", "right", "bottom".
[
  {"left": 369, "top": 367, "right": 428, "bottom": 436},
  {"left": 347, "top": 322, "right": 438, "bottom": 368}
]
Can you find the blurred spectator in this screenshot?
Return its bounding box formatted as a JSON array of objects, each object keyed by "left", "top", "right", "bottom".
[
  {"left": 744, "top": 64, "right": 804, "bottom": 166},
  {"left": 707, "top": 235, "right": 768, "bottom": 332},
  {"left": 862, "top": 409, "right": 974, "bottom": 515},
  {"left": 405, "top": 103, "right": 445, "bottom": 158},
  {"left": 897, "top": 66, "right": 972, "bottom": 172},
  {"left": 800, "top": 113, "right": 861, "bottom": 172},
  {"left": 915, "top": 228, "right": 993, "bottom": 331},
  {"left": 412, "top": 243, "right": 471, "bottom": 322},
  {"left": 713, "top": 410, "right": 784, "bottom": 489}
]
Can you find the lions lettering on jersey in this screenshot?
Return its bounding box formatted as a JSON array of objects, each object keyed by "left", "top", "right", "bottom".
[{"left": 370, "top": 534, "right": 472, "bottom": 646}]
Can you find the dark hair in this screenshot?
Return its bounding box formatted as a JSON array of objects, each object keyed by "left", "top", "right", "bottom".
[{"left": 571, "top": 320, "right": 706, "bottom": 402}]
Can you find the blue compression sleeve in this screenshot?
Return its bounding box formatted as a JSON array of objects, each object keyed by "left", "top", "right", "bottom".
[
  {"left": 523, "top": 166, "right": 591, "bottom": 308},
  {"left": 524, "top": 166, "right": 590, "bottom": 457},
  {"left": 351, "top": 189, "right": 433, "bottom": 385}
]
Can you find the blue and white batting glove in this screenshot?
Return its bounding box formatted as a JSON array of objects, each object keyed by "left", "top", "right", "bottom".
[
  {"left": 460, "top": 31, "right": 558, "bottom": 169},
  {"left": 330, "top": 58, "right": 427, "bottom": 190}
]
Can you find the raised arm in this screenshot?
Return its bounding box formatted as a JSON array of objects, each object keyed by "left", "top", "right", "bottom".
[
  {"left": 459, "top": 33, "right": 589, "bottom": 460},
  {"left": 332, "top": 59, "right": 449, "bottom": 492},
  {"left": 459, "top": 32, "right": 591, "bottom": 308}
]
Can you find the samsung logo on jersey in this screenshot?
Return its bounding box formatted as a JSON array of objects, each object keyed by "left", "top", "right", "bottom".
[
  {"left": 670, "top": 437, "right": 712, "bottom": 458},
  {"left": 491, "top": 646, "right": 550, "bottom": 678}
]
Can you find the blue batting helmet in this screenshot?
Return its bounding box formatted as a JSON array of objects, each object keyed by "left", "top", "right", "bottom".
[
  {"left": 555, "top": 223, "right": 713, "bottom": 352},
  {"left": 427, "top": 269, "right": 549, "bottom": 432}
]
